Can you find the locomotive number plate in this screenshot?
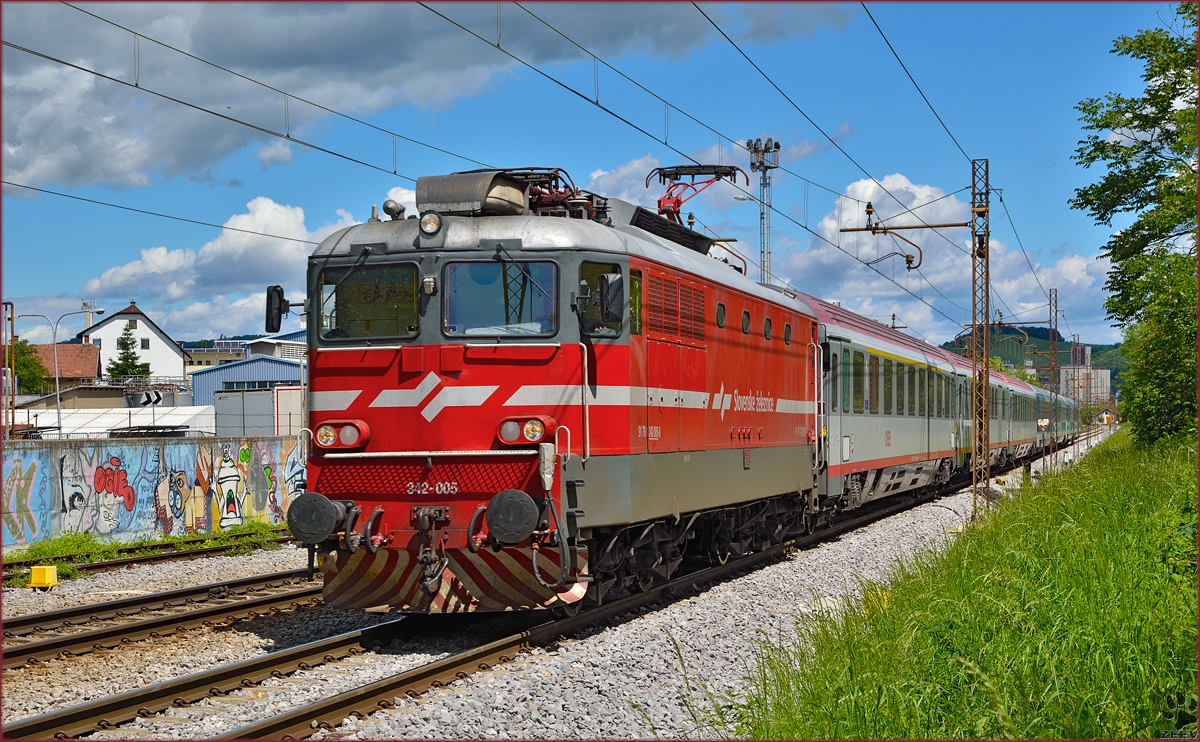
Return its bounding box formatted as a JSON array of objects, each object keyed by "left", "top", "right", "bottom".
[{"left": 405, "top": 481, "right": 460, "bottom": 495}]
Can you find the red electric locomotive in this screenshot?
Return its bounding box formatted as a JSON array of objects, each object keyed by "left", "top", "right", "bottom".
[{"left": 273, "top": 168, "right": 824, "bottom": 613}]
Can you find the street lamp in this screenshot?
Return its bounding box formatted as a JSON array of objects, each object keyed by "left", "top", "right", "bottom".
[{"left": 18, "top": 308, "right": 105, "bottom": 437}]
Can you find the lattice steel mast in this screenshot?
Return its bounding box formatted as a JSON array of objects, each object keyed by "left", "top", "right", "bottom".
[{"left": 970, "top": 159, "right": 991, "bottom": 516}]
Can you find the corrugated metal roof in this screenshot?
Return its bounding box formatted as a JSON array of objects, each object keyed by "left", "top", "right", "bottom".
[
  {"left": 12, "top": 405, "right": 215, "bottom": 437},
  {"left": 190, "top": 356, "right": 304, "bottom": 406}
]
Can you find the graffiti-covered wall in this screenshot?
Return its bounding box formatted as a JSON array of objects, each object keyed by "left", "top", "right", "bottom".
[{"left": 1, "top": 436, "right": 306, "bottom": 548}]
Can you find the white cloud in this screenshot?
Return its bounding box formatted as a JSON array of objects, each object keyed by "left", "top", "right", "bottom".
[
  {"left": 254, "top": 140, "right": 293, "bottom": 169},
  {"left": 3, "top": 3, "right": 856, "bottom": 190},
  {"left": 586, "top": 154, "right": 661, "bottom": 207},
  {"left": 777, "top": 173, "right": 1119, "bottom": 345},
  {"left": 69, "top": 196, "right": 357, "bottom": 339}
]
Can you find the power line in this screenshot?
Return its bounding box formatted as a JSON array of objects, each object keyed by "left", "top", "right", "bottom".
[
  {"left": 994, "top": 189, "right": 1050, "bottom": 300},
  {"left": 422, "top": 2, "right": 964, "bottom": 321},
  {"left": 876, "top": 186, "right": 969, "bottom": 223},
  {"left": 856, "top": 3, "right": 1049, "bottom": 308},
  {"left": 3, "top": 39, "right": 422, "bottom": 182},
  {"left": 61, "top": 2, "right": 493, "bottom": 171},
  {"left": 860, "top": 3, "right": 971, "bottom": 162},
  {"left": 2, "top": 180, "right": 321, "bottom": 245},
  {"left": 511, "top": 2, "right": 860, "bottom": 204},
  {"left": 692, "top": 3, "right": 968, "bottom": 259}
]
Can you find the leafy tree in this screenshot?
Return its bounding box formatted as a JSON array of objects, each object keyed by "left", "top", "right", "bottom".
[
  {"left": 989, "top": 355, "right": 1038, "bottom": 386},
  {"left": 4, "top": 338, "right": 50, "bottom": 394},
  {"left": 1070, "top": 4, "right": 1197, "bottom": 443},
  {"left": 1116, "top": 252, "right": 1196, "bottom": 442},
  {"left": 106, "top": 324, "right": 150, "bottom": 379},
  {"left": 1070, "top": 4, "right": 1196, "bottom": 324}
]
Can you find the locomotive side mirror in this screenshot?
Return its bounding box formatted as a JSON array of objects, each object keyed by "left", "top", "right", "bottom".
[
  {"left": 265, "top": 285, "right": 287, "bottom": 333},
  {"left": 598, "top": 273, "right": 624, "bottom": 324}
]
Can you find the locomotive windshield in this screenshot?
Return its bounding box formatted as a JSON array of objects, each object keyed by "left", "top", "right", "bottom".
[
  {"left": 443, "top": 261, "right": 557, "bottom": 336},
  {"left": 319, "top": 262, "right": 419, "bottom": 341}
]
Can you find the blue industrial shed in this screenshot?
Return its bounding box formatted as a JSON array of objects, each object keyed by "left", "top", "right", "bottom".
[{"left": 190, "top": 356, "right": 304, "bottom": 406}]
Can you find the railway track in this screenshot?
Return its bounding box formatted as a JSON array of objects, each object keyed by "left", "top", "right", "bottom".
[
  {"left": 5, "top": 433, "right": 1105, "bottom": 740},
  {"left": 4, "top": 528, "right": 295, "bottom": 577},
  {"left": 2, "top": 570, "right": 319, "bottom": 670}
]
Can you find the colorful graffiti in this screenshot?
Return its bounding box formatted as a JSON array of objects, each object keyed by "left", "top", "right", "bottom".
[
  {"left": 2, "top": 453, "right": 50, "bottom": 546},
  {"left": 2, "top": 436, "right": 306, "bottom": 548}
]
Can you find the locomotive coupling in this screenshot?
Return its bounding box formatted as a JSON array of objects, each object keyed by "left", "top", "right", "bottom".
[{"left": 287, "top": 491, "right": 357, "bottom": 545}]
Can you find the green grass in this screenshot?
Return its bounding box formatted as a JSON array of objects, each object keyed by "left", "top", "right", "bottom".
[
  {"left": 707, "top": 430, "right": 1196, "bottom": 739},
  {"left": 3, "top": 520, "right": 283, "bottom": 587}
]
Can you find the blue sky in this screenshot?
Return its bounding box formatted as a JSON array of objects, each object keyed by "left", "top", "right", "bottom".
[{"left": 2, "top": 2, "right": 1172, "bottom": 346}]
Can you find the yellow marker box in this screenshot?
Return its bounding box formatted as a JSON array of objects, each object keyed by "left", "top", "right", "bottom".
[{"left": 28, "top": 565, "right": 59, "bottom": 589}]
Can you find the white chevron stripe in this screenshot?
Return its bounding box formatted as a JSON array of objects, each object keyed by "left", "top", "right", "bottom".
[
  {"left": 309, "top": 390, "right": 362, "bottom": 411},
  {"left": 421, "top": 385, "right": 499, "bottom": 421},
  {"left": 369, "top": 372, "right": 440, "bottom": 408},
  {"left": 776, "top": 399, "right": 817, "bottom": 414}
]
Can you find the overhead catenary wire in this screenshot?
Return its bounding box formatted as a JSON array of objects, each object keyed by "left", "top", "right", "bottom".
[
  {"left": 511, "top": 2, "right": 861, "bottom": 204},
  {"left": 857, "top": 3, "right": 1051, "bottom": 307},
  {"left": 420, "top": 2, "right": 967, "bottom": 323},
  {"left": 2, "top": 40, "right": 423, "bottom": 183},
  {"left": 60, "top": 2, "right": 493, "bottom": 171},
  {"left": 860, "top": 2, "right": 971, "bottom": 163},
  {"left": 2, "top": 180, "right": 321, "bottom": 245}
]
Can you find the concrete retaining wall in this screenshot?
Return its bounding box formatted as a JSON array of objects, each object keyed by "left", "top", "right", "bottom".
[{"left": 1, "top": 436, "right": 306, "bottom": 548}]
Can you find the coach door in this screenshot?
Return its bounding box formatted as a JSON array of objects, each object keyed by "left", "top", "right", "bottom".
[{"left": 826, "top": 341, "right": 849, "bottom": 465}]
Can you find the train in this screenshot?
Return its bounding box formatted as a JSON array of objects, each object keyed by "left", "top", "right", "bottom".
[{"left": 269, "top": 166, "right": 1080, "bottom": 614}]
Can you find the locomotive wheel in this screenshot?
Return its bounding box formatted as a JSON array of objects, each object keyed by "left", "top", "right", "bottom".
[{"left": 629, "top": 571, "right": 655, "bottom": 593}]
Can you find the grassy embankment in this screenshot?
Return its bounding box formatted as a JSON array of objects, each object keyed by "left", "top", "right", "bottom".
[
  {"left": 2, "top": 520, "right": 283, "bottom": 587},
  {"left": 708, "top": 430, "right": 1197, "bottom": 738}
]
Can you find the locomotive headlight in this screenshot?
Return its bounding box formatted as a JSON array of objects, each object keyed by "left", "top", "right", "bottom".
[
  {"left": 419, "top": 211, "right": 442, "bottom": 235},
  {"left": 338, "top": 425, "right": 360, "bottom": 446},
  {"left": 316, "top": 425, "right": 338, "bottom": 447},
  {"left": 522, "top": 419, "right": 545, "bottom": 442},
  {"left": 499, "top": 420, "right": 522, "bottom": 443}
]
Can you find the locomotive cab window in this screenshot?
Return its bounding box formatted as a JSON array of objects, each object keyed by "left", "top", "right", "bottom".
[
  {"left": 443, "top": 260, "right": 557, "bottom": 337},
  {"left": 579, "top": 262, "right": 622, "bottom": 337},
  {"left": 319, "top": 262, "right": 419, "bottom": 341}
]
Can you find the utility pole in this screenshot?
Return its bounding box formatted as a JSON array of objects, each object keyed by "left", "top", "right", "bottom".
[
  {"left": 969, "top": 159, "right": 991, "bottom": 516},
  {"left": 746, "top": 137, "right": 781, "bottom": 284},
  {"left": 840, "top": 159, "right": 988, "bottom": 515}
]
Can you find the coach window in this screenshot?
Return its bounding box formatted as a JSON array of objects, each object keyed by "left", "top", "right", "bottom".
[
  {"left": 629, "top": 269, "right": 643, "bottom": 335},
  {"left": 918, "top": 368, "right": 927, "bottom": 416},
  {"left": 883, "top": 359, "right": 893, "bottom": 415},
  {"left": 852, "top": 351, "right": 865, "bottom": 414},
  {"left": 764, "top": 317, "right": 773, "bottom": 340},
  {"left": 784, "top": 323, "right": 792, "bottom": 345},
  {"left": 896, "top": 364, "right": 905, "bottom": 415},
  {"left": 843, "top": 352, "right": 852, "bottom": 412},
  {"left": 868, "top": 355, "right": 879, "bottom": 414},
  {"left": 830, "top": 353, "right": 839, "bottom": 412},
  {"left": 579, "top": 262, "right": 622, "bottom": 337},
  {"left": 320, "top": 262, "right": 419, "bottom": 341},
  {"left": 907, "top": 367, "right": 916, "bottom": 415},
  {"left": 741, "top": 310, "right": 751, "bottom": 334},
  {"left": 936, "top": 374, "right": 944, "bottom": 418},
  {"left": 716, "top": 302, "right": 726, "bottom": 328}
]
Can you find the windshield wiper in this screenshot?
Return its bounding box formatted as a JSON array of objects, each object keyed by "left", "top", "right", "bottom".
[
  {"left": 321, "top": 246, "right": 372, "bottom": 313},
  {"left": 491, "top": 243, "right": 552, "bottom": 300}
]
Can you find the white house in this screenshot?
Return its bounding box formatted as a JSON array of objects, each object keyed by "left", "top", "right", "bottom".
[{"left": 77, "top": 301, "right": 186, "bottom": 378}]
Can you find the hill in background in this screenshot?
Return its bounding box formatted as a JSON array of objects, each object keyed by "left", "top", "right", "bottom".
[{"left": 940, "top": 326, "right": 1126, "bottom": 396}]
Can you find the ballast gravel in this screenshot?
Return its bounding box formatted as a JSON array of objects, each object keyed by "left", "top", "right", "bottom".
[
  {"left": 3, "top": 432, "right": 1108, "bottom": 739},
  {"left": 1, "top": 543, "right": 308, "bottom": 617}
]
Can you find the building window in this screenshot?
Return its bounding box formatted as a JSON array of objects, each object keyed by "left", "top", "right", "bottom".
[
  {"left": 93, "top": 338, "right": 101, "bottom": 350},
  {"left": 140, "top": 338, "right": 150, "bottom": 350},
  {"left": 127, "top": 319, "right": 138, "bottom": 329}
]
